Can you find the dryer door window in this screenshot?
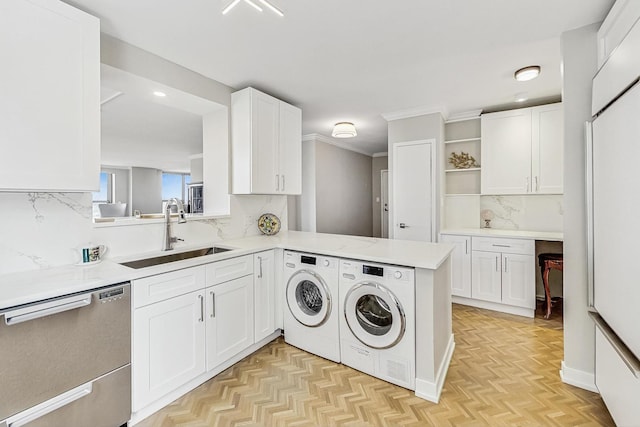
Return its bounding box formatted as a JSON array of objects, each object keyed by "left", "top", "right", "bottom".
[
  {"left": 287, "top": 270, "right": 331, "bottom": 327},
  {"left": 344, "top": 282, "right": 405, "bottom": 349}
]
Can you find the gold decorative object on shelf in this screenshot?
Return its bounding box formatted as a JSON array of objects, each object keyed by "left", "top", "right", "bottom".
[{"left": 449, "top": 151, "right": 479, "bottom": 169}]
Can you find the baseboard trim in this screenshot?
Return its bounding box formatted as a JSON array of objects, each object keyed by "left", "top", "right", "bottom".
[
  {"left": 452, "top": 296, "right": 534, "bottom": 318},
  {"left": 414, "top": 334, "right": 455, "bottom": 403},
  {"left": 560, "top": 361, "right": 598, "bottom": 393}
]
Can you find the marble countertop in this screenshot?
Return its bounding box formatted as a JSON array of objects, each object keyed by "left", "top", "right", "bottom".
[
  {"left": 440, "top": 228, "right": 563, "bottom": 241},
  {"left": 0, "top": 231, "right": 453, "bottom": 310}
]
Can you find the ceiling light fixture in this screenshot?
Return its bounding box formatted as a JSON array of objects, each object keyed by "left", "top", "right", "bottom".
[
  {"left": 332, "top": 122, "right": 357, "bottom": 138},
  {"left": 514, "top": 65, "right": 541, "bottom": 82},
  {"left": 222, "top": 0, "right": 283, "bottom": 16},
  {"left": 153, "top": 91, "right": 167, "bottom": 97}
]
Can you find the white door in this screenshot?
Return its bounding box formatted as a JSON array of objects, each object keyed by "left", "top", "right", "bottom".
[
  {"left": 481, "top": 109, "right": 532, "bottom": 194},
  {"left": 532, "top": 103, "right": 563, "bottom": 194},
  {"left": 206, "top": 275, "right": 254, "bottom": 370},
  {"left": 501, "top": 253, "right": 535, "bottom": 309},
  {"left": 471, "top": 251, "right": 502, "bottom": 303},
  {"left": 278, "top": 102, "right": 302, "bottom": 194},
  {"left": 381, "top": 170, "right": 389, "bottom": 238},
  {"left": 254, "top": 250, "right": 276, "bottom": 342},
  {"left": 392, "top": 141, "right": 434, "bottom": 241},
  {"left": 251, "top": 90, "right": 280, "bottom": 194},
  {"left": 133, "top": 290, "right": 206, "bottom": 411},
  {"left": 441, "top": 235, "right": 471, "bottom": 298}
]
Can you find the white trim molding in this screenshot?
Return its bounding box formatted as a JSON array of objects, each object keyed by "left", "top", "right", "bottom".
[
  {"left": 415, "top": 334, "right": 455, "bottom": 403},
  {"left": 560, "top": 361, "right": 598, "bottom": 393},
  {"left": 372, "top": 152, "right": 388, "bottom": 158},
  {"left": 302, "top": 133, "right": 373, "bottom": 157},
  {"left": 445, "top": 109, "right": 483, "bottom": 123},
  {"left": 382, "top": 106, "right": 448, "bottom": 122}
]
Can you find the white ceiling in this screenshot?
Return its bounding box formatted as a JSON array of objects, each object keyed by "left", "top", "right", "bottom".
[{"left": 67, "top": 0, "right": 613, "bottom": 155}]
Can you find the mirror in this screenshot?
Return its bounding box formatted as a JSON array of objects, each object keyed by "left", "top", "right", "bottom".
[{"left": 94, "top": 64, "right": 224, "bottom": 220}]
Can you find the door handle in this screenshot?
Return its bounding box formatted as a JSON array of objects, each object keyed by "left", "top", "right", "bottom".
[
  {"left": 275, "top": 174, "right": 280, "bottom": 191},
  {"left": 399, "top": 223, "right": 408, "bottom": 229},
  {"left": 210, "top": 291, "right": 215, "bottom": 318},
  {"left": 257, "top": 256, "right": 263, "bottom": 278},
  {"left": 4, "top": 293, "right": 92, "bottom": 326},
  {"left": 198, "top": 294, "right": 204, "bottom": 322}
]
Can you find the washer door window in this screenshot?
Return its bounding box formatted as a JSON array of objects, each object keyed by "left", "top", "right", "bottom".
[
  {"left": 286, "top": 270, "right": 331, "bottom": 327},
  {"left": 344, "top": 282, "right": 405, "bottom": 349}
]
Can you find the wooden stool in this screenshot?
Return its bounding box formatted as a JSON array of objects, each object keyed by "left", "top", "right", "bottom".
[{"left": 538, "top": 253, "right": 563, "bottom": 319}]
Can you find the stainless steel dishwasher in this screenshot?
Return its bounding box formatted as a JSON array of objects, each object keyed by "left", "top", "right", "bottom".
[{"left": 0, "top": 282, "right": 131, "bottom": 427}]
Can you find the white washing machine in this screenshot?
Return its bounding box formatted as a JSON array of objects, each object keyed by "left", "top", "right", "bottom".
[
  {"left": 283, "top": 251, "right": 340, "bottom": 362},
  {"left": 339, "top": 259, "right": 415, "bottom": 389}
]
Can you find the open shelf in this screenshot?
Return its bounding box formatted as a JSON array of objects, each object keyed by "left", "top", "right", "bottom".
[
  {"left": 446, "top": 167, "right": 481, "bottom": 173},
  {"left": 444, "top": 137, "right": 481, "bottom": 144}
]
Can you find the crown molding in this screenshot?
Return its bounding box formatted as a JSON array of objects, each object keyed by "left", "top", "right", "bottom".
[
  {"left": 302, "top": 133, "right": 373, "bottom": 157},
  {"left": 372, "top": 152, "right": 388, "bottom": 158},
  {"left": 381, "top": 106, "right": 448, "bottom": 122},
  {"left": 445, "top": 109, "right": 483, "bottom": 123}
]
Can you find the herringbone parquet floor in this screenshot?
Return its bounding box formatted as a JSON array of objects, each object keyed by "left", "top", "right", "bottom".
[{"left": 137, "top": 303, "right": 614, "bottom": 426}]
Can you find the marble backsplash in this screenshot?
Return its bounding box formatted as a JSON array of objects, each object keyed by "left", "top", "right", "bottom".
[
  {"left": 0, "top": 193, "right": 287, "bottom": 276},
  {"left": 443, "top": 194, "right": 563, "bottom": 232}
]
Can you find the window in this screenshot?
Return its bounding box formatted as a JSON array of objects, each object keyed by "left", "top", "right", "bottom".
[
  {"left": 92, "top": 172, "right": 115, "bottom": 217},
  {"left": 162, "top": 172, "right": 191, "bottom": 202}
]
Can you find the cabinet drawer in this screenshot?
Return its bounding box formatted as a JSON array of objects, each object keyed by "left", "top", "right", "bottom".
[
  {"left": 471, "top": 236, "right": 534, "bottom": 255},
  {"left": 133, "top": 266, "right": 206, "bottom": 308},
  {"left": 206, "top": 255, "right": 253, "bottom": 285},
  {"left": 595, "top": 325, "right": 640, "bottom": 426}
]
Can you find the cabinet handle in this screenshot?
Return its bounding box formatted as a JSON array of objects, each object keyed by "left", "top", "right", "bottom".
[
  {"left": 282, "top": 175, "right": 285, "bottom": 191},
  {"left": 258, "top": 256, "right": 263, "bottom": 278},
  {"left": 535, "top": 176, "right": 539, "bottom": 192},
  {"left": 275, "top": 174, "right": 280, "bottom": 191},
  {"left": 504, "top": 256, "right": 508, "bottom": 273},
  {"left": 492, "top": 244, "right": 511, "bottom": 248},
  {"left": 210, "top": 291, "right": 215, "bottom": 318},
  {"left": 198, "top": 294, "right": 204, "bottom": 322},
  {"left": 465, "top": 239, "right": 468, "bottom": 255},
  {"left": 495, "top": 256, "right": 499, "bottom": 272},
  {"left": 525, "top": 177, "right": 530, "bottom": 192}
]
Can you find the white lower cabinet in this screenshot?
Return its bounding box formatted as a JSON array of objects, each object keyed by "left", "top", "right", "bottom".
[
  {"left": 440, "top": 235, "right": 471, "bottom": 298},
  {"left": 443, "top": 233, "right": 536, "bottom": 317},
  {"left": 254, "top": 250, "right": 276, "bottom": 342},
  {"left": 133, "top": 289, "right": 206, "bottom": 411},
  {"left": 206, "top": 275, "right": 254, "bottom": 370}
]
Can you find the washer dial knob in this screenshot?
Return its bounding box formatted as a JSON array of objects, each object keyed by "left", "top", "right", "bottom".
[
  {"left": 393, "top": 270, "right": 403, "bottom": 279},
  {"left": 323, "top": 259, "right": 330, "bottom": 267}
]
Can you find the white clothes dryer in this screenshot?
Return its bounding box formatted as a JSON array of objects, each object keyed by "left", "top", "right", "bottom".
[
  {"left": 283, "top": 251, "right": 340, "bottom": 362},
  {"left": 339, "top": 259, "right": 415, "bottom": 389}
]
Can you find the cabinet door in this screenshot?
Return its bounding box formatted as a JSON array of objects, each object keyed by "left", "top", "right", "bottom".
[
  {"left": 254, "top": 250, "right": 276, "bottom": 342},
  {"left": 133, "top": 290, "right": 206, "bottom": 411},
  {"left": 471, "top": 251, "right": 502, "bottom": 303},
  {"left": 501, "top": 253, "right": 535, "bottom": 309},
  {"left": 278, "top": 102, "right": 302, "bottom": 194},
  {"left": 481, "top": 109, "right": 532, "bottom": 194},
  {"left": 251, "top": 90, "right": 280, "bottom": 194},
  {"left": 206, "top": 275, "right": 254, "bottom": 370},
  {"left": 441, "top": 235, "right": 471, "bottom": 297},
  {"left": 532, "top": 103, "right": 563, "bottom": 194},
  {"left": 0, "top": 0, "right": 99, "bottom": 191}
]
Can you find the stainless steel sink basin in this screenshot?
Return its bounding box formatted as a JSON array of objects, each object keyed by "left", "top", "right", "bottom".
[{"left": 120, "top": 246, "right": 233, "bottom": 269}]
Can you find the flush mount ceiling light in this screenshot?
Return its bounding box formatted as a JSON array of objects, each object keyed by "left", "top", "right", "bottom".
[
  {"left": 222, "top": 0, "right": 283, "bottom": 16},
  {"left": 514, "top": 65, "right": 541, "bottom": 82},
  {"left": 332, "top": 122, "right": 357, "bottom": 138}
]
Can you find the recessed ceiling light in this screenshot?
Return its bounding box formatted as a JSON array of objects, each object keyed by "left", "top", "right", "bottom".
[
  {"left": 332, "top": 122, "right": 357, "bottom": 138},
  {"left": 514, "top": 92, "right": 528, "bottom": 102},
  {"left": 222, "top": 0, "right": 283, "bottom": 15},
  {"left": 153, "top": 91, "right": 166, "bottom": 97},
  {"left": 258, "top": 0, "right": 284, "bottom": 16},
  {"left": 514, "top": 66, "right": 541, "bottom": 82},
  {"left": 222, "top": 0, "right": 242, "bottom": 14},
  {"left": 244, "top": 0, "right": 263, "bottom": 12}
]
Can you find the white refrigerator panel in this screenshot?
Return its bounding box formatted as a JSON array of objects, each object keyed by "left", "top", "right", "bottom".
[{"left": 592, "top": 80, "right": 640, "bottom": 360}]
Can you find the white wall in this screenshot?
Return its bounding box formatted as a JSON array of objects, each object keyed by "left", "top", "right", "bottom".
[
  {"left": 300, "top": 139, "right": 316, "bottom": 232},
  {"left": 560, "top": 23, "right": 600, "bottom": 391},
  {"left": 131, "top": 167, "right": 162, "bottom": 214}
]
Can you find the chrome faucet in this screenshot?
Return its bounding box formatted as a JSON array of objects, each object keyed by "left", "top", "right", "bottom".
[{"left": 162, "top": 198, "right": 187, "bottom": 251}]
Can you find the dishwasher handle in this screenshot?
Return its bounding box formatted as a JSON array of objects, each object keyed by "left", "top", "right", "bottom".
[{"left": 3, "top": 293, "right": 92, "bottom": 326}]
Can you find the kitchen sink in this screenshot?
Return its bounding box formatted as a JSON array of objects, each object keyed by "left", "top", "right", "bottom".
[{"left": 120, "top": 246, "right": 233, "bottom": 269}]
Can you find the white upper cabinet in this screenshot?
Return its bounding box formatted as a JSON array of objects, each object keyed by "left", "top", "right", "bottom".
[
  {"left": 231, "top": 87, "right": 302, "bottom": 195},
  {"left": 0, "top": 0, "right": 100, "bottom": 191},
  {"left": 481, "top": 103, "right": 563, "bottom": 195}
]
